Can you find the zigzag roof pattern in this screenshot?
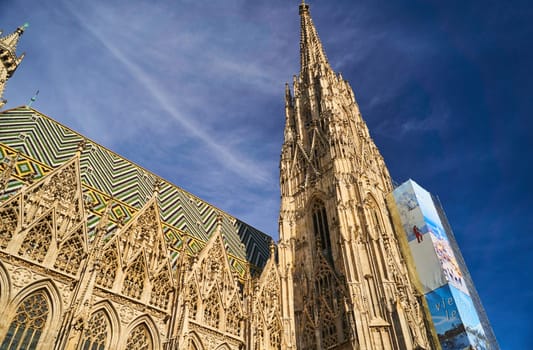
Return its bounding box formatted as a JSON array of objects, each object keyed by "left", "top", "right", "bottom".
[{"left": 0, "top": 106, "right": 272, "bottom": 276}]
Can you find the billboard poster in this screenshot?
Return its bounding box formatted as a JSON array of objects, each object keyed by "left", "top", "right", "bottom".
[
  {"left": 393, "top": 180, "right": 469, "bottom": 295},
  {"left": 425, "top": 285, "right": 471, "bottom": 350},
  {"left": 450, "top": 284, "right": 489, "bottom": 350}
]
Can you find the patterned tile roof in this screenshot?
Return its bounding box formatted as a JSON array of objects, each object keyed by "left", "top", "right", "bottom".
[{"left": 0, "top": 106, "right": 272, "bottom": 276}]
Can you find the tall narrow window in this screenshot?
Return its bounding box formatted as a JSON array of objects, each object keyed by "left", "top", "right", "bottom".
[
  {"left": 54, "top": 227, "right": 84, "bottom": 275},
  {"left": 19, "top": 213, "right": 53, "bottom": 263},
  {"left": 122, "top": 255, "right": 146, "bottom": 300},
  {"left": 0, "top": 290, "right": 50, "bottom": 349},
  {"left": 95, "top": 242, "right": 118, "bottom": 289},
  {"left": 203, "top": 293, "right": 220, "bottom": 329},
  {"left": 0, "top": 196, "right": 19, "bottom": 249},
  {"left": 311, "top": 201, "right": 332, "bottom": 261},
  {"left": 79, "top": 310, "right": 110, "bottom": 350}
]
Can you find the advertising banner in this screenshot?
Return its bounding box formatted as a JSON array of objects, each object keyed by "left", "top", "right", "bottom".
[
  {"left": 393, "top": 180, "right": 469, "bottom": 295},
  {"left": 426, "top": 285, "right": 471, "bottom": 350}
]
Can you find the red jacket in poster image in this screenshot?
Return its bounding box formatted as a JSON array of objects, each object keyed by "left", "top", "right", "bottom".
[{"left": 413, "top": 225, "right": 423, "bottom": 243}]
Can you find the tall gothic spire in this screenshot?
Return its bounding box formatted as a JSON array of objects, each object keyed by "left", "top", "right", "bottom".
[{"left": 298, "top": 2, "right": 330, "bottom": 74}]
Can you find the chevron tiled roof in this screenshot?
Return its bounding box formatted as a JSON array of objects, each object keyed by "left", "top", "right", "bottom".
[{"left": 0, "top": 106, "right": 272, "bottom": 276}]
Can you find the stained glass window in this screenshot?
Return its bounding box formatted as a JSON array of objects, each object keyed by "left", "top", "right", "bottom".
[
  {"left": 0, "top": 290, "right": 49, "bottom": 349},
  {"left": 79, "top": 310, "right": 110, "bottom": 350},
  {"left": 125, "top": 323, "right": 152, "bottom": 350}
]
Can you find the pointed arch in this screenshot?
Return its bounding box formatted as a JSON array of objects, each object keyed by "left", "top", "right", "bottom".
[
  {"left": 0, "top": 260, "right": 10, "bottom": 310},
  {"left": 54, "top": 224, "right": 87, "bottom": 275},
  {"left": 18, "top": 210, "right": 54, "bottom": 263},
  {"left": 124, "top": 315, "right": 160, "bottom": 350},
  {"left": 225, "top": 292, "right": 243, "bottom": 336},
  {"left": 96, "top": 241, "right": 119, "bottom": 290},
  {"left": 122, "top": 252, "right": 147, "bottom": 300},
  {"left": 149, "top": 265, "right": 173, "bottom": 310},
  {"left": 187, "top": 276, "right": 200, "bottom": 320},
  {"left": 79, "top": 301, "right": 121, "bottom": 350},
  {"left": 0, "top": 193, "right": 20, "bottom": 249},
  {"left": 79, "top": 309, "right": 111, "bottom": 350},
  {"left": 187, "top": 332, "right": 204, "bottom": 350},
  {"left": 310, "top": 198, "right": 332, "bottom": 261},
  {"left": 203, "top": 289, "right": 221, "bottom": 329},
  {"left": 0, "top": 279, "right": 63, "bottom": 349},
  {"left": 365, "top": 192, "right": 388, "bottom": 237},
  {"left": 215, "top": 343, "right": 231, "bottom": 350}
]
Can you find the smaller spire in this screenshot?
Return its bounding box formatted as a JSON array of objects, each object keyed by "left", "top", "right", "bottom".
[
  {"left": 0, "top": 23, "right": 28, "bottom": 55},
  {"left": 285, "top": 82, "right": 292, "bottom": 107},
  {"left": 298, "top": 2, "right": 331, "bottom": 75},
  {"left": 0, "top": 23, "right": 28, "bottom": 77}
]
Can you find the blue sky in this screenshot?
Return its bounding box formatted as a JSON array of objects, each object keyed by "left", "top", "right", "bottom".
[{"left": 1, "top": 0, "right": 531, "bottom": 348}]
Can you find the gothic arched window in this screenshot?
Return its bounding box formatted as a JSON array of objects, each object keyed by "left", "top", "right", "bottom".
[
  {"left": 122, "top": 255, "right": 147, "bottom": 300},
  {"left": 0, "top": 290, "right": 50, "bottom": 349},
  {"left": 95, "top": 242, "right": 118, "bottom": 289},
  {"left": 203, "top": 292, "right": 220, "bottom": 329},
  {"left": 125, "top": 323, "right": 153, "bottom": 350},
  {"left": 54, "top": 227, "right": 85, "bottom": 275},
  {"left": 80, "top": 310, "right": 110, "bottom": 350},
  {"left": 311, "top": 201, "right": 332, "bottom": 261},
  {"left": 0, "top": 196, "right": 19, "bottom": 249},
  {"left": 19, "top": 213, "right": 53, "bottom": 263},
  {"left": 150, "top": 272, "right": 172, "bottom": 310}
]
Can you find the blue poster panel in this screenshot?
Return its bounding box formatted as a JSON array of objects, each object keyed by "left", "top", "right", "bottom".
[
  {"left": 449, "top": 285, "right": 488, "bottom": 350},
  {"left": 393, "top": 180, "right": 470, "bottom": 295},
  {"left": 425, "top": 285, "right": 471, "bottom": 350}
]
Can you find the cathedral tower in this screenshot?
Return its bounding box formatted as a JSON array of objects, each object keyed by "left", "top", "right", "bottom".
[
  {"left": 278, "top": 3, "right": 433, "bottom": 349},
  {"left": 0, "top": 24, "right": 26, "bottom": 109}
]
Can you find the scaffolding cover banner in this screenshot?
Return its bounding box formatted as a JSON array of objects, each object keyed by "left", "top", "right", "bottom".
[{"left": 392, "top": 180, "right": 469, "bottom": 294}]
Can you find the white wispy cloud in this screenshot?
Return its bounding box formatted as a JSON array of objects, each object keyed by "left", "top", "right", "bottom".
[{"left": 62, "top": 0, "right": 272, "bottom": 185}]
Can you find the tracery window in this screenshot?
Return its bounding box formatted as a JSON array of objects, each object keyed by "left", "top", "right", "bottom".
[
  {"left": 19, "top": 213, "right": 53, "bottom": 263},
  {"left": 0, "top": 290, "right": 49, "bottom": 349},
  {"left": 95, "top": 243, "right": 118, "bottom": 289},
  {"left": 301, "top": 318, "right": 316, "bottom": 350},
  {"left": 0, "top": 197, "right": 19, "bottom": 248},
  {"left": 79, "top": 310, "right": 110, "bottom": 350},
  {"left": 225, "top": 301, "right": 241, "bottom": 336},
  {"left": 188, "top": 283, "right": 199, "bottom": 319},
  {"left": 203, "top": 292, "right": 220, "bottom": 329},
  {"left": 321, "top": 312, "right": 337, "bottom": 348},
  {"left": 122, "top": 255, "right": 146, "bottom": 300},
  {"left": 125, "top": 323, "right": 153, "bottom": 350},
  {"left": 311, "top": 201, "right": 332, "bottom": 261},
  {"left": 54, "top": 228, "right": 84, "bottom": 275},
  {"left": 268, "top": 318, "right": 282, "bottom": 349},
  {"left": 150, "top": 273, "right": 171, "bottom": 310}
]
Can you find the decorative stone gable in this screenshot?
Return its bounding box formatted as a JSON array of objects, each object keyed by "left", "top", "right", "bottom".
[
  {"left": 251, "top": 243, "right": 284, "bottom": 350},
  {"left": 172, "top": 218, "right": 246, "bottom": 350}
]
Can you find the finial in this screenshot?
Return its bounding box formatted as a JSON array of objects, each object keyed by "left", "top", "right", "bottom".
[
  {"left": 28, "top": 90, "right": 39, "bottom": 107},
  {"left": 153, "top": 179, "right": 162, "bottom": 195},
  {"left": 269, "top": 240, "right": 276, "bottom": 256},
  {"left": 299, "top": 0, "right": 309, "bottom": 13},
  {"left": 13, "top": 23, "right": 28, "bottom": 35},
  {"left": 76, "top": 139, "right": 87, "bottom": 155}
]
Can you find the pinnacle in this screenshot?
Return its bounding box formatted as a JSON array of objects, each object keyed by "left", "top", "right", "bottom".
[{"left": 298, "top": 2, "right": 331, "bottom": 75}]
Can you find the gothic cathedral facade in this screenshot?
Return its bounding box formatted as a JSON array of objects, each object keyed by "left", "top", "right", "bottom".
[{"left": 0, "top": 3, "right": 437, "bottom": 350}]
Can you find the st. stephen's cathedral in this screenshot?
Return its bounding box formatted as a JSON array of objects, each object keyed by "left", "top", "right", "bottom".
[{"left": 0, "top": 3, "right": 443, "bottom": 350}]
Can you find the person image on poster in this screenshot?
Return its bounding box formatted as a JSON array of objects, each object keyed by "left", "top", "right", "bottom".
[{"left": 413, "top": 225, "right": 423, "bottom": 243}]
